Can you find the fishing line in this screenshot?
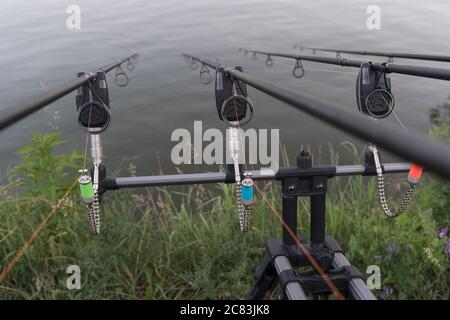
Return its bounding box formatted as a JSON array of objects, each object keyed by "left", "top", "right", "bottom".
[
  {"left": 82, "top": 105, "right": 93, "bottom": 170},
  {"left": 0, "top": 80, "right": 97, "bottom": 283},
  {"left": 392, "top": 110, "right": 407, "bottom": 131},
  {"left": 0, "top": 79, "right": 97, "bottom": 283},
  {"left": 0, "top": 179, "right": 78, "bottom": 285}
]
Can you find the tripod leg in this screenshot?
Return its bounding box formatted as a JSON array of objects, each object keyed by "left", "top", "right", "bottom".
[
  {"left": 247, "top": 254, "right": 277, "bottom": 300},
  {"left": 282, "top": 196, "right": 297, "bottom": 245},
  {"left": 311, "top": 194, "right": 326, "bottom": 248}
]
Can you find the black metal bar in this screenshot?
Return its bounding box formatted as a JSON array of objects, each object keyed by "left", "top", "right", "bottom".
[
  {"left": 296, "top": 45, "right": 450, "bottom": 63},
  {"left": 310, "top": 195, "right": 326, "bottom": 247},
  {"left": 244, "top": 49, "right": 450, "bottom": 81},
  {"left": 282, "top": 196, "right": 297, "bottom": 246},
  {"left": 0, "top": 53, "right": 138, "bottom": 131},
  {"left": 103, "top": 163, "right": 411, "bottom": 190}
]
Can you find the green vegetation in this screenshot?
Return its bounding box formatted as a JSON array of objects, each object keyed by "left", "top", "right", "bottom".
[{"left": 0, "top": 106, "right": 449, "bottom": 300}]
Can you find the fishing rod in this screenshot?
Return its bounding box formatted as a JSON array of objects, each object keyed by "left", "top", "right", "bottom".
[
  {"left": 294, "top": 45, "right": 450, "bottom": 63},
  {"left": 0, "top": 53, "right": 138, "bottom": 131},
  {"left": 186, "top": 53, "right": 450, "bottom": 179},
  {"left": 0, "top": 53, "right": 138, "bottom": 234},
  {"left": 240, "top": 48, "right": 450, "bottom": 81},
  {"left": 243, "top": 49, "right": 427, "bottom": 217},
  {"left": 183, "top": 52, "right": 423, "bottom": 220},
  {"left": 0, "top": 53, "right": 140, "bottom": 284}
]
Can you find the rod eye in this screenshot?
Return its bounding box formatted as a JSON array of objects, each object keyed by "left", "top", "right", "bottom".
[
  {"left": 126, "top": 59, "right": 135, "bottom": 71},
  {"left": 292, "top": 60, "right": 305, "bottom": 78},
  {"left": 190, "top": 59, "right": 199, "bottom": 70},
  {"left": 220, "top": 95, "right": 254, "bottom": 128},
  {"left": 115, "top": 66, "right": 129, "bottom": 87},
  {"left": 199, "top": 64, "right": 212, "bottom": 85},
  {"left": 265, "top": 55, "right": 273, "bottom": 67}
]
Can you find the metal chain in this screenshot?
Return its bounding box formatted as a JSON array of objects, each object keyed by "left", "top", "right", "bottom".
[
  {"left": 371, "top": 145, "right": 416, "bottom": 218},
  {"left": 376, "top": 172, "right": 416, "bottom": 218},
  {"left": 86, "top": 191, "right": 101, "bottom": 235},
  {"left": 235, "top": 182, "right": 251, "bottom": 232}
]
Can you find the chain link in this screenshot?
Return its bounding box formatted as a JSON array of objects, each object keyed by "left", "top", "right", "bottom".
[
  {"left": 371, "top": 145, "right": 416, "bottom": 218},
  {"left": 376, "top": 173, "right": 416, "bottom": 218},
  {"left": 86, "top": 191, "right": 101, "bottom": 234},
  {"left": 235, "top": 182, "right": 251, "bottom": 232}
]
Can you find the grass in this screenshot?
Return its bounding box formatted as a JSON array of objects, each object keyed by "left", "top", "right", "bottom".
[{"left": 0, "top": 104, "right": 449, "bottom": 300}]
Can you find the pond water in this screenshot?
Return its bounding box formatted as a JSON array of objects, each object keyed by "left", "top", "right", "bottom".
[{"left": 2, "top": 0, "right": 450, "bottom": 178}]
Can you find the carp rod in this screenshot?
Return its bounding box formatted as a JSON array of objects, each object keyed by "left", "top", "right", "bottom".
[
  {"left": 183, "top": 53, "right": 450, "bottom": 179},
  {"left": 294, "top": 45, "right": 450, "bottom": 63},
  {"left": 240, "top": 48, "right": 450, "bottom": 81},
  {"left": 0, "top": 53, "right": 138, "bottom": 131}
]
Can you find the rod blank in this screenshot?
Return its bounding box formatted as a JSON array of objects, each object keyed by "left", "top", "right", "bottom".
[
  {"left": 244, "top": 49, "right": 450, "bottom": 81},
  {"left": 296, "top": 46, "right": 450, "bottom": 63}
]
